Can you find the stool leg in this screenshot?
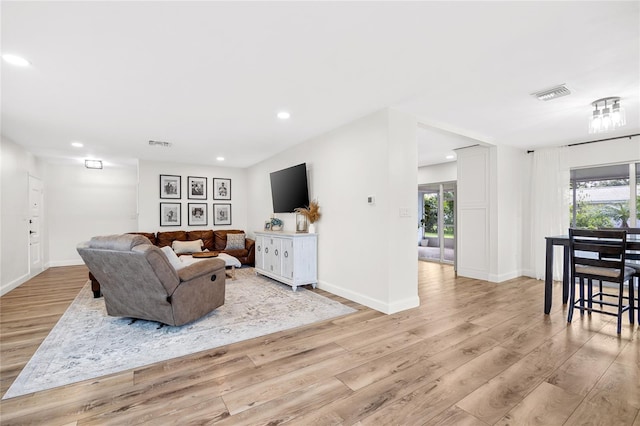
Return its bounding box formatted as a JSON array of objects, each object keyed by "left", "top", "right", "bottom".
[
  {"left": 587, "top": 278, "right": 593, "bottom": 315},
  {"left": 568, "top": 277, "right": 576, "bottom": 324},
  {"left": 617, "top": 282, "right": 624, "bottom": 334},
  {"left": 579, "top": 277, "right": 585, "bottom": 316},
  {"left": 629, "top": 278, "right": 635, "bottom": 325},
  {"left": 598, "top": 279, "right": 603, "bottom": 309}
]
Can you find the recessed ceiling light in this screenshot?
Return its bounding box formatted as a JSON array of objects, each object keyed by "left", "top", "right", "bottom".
[
  {"left": 71, "top": 142, "right": 84, "bottom": 148},
  {"left": 2, "top": 54, "right": 31, "bottom": 67},
  {"left": 277, "top": 111, "right": 290, "bottom": 120},
  {"left": 216, "top": 156, "right": 225, "bottom": 162},
  {"left": 446, "top": 154, "right": 455, "bottom": 160}
]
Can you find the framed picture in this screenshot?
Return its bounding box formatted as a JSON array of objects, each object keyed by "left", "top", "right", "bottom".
[
  {"left": 187, "top": 203, "right": 208, "bottom": 226},
  {"left": 160, "top": 175, "right": 181, "bottom": 199},
  {"left": 213, "top": 203, "right": 232, "bottom": 226},
  {"left": 213, "top": 178, "right": 231, "bottom": 200},
  {"left": 160, "top": 202, "right": 181, "bottom": 226},
  {"left": 187, "top": 176, "right": 207, "bottom": 200}
]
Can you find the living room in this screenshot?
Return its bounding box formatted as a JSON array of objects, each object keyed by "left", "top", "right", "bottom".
[
  {"left": 2, "top": 0, "right": 640, "bottom": 311},
  {"left": 1, "top": 2, "right": 640, "bottom": 423}
]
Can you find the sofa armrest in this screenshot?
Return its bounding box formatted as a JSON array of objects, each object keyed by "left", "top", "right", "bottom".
[{"left": 177, "top": 258, "right": 225, "bottom": 282}]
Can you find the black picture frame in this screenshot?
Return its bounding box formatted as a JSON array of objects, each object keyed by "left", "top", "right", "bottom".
[
  {"left": 160, "top": 202, "right": 181, "bottom": 226},
  {"left": 213, "top": 178, "right": 231, "bottom": 200},
  {"left": 188, "top": 203, "right": 208, "bottom": 226},
  {"left": 187, "top": 176, "right": 207, "bottom": 200},
  {"left": 213, "top": 203, "right": 232, "bottom": 226},
  {"left": 160, "top": 175, "right": 181, "bottom": 199}
]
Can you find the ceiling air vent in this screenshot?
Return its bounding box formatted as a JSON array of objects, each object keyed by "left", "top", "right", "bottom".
[
  {"left": 148, "top": 140, "right": 172, "bottom": 148},
  {"left": 532, "top": 84, "right": 571, "bottom": 101}
]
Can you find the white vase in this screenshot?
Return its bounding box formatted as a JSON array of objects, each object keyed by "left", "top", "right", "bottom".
[{"left": 308, "top": 223, "right": 316, "bottom": 234}]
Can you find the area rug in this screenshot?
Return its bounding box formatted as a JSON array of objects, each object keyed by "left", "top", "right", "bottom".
[{"left": 3, "top": 268, "right": 356, "bottom": 399}]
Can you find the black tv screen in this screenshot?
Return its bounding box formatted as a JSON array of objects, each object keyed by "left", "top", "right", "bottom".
[{"left": 270, "top": 163, "right": 310, "bottom": 213}]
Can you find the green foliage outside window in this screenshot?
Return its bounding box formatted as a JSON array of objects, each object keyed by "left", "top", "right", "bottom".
[{"left": 420, "top": 192, "right": 455, "bottom": 238}]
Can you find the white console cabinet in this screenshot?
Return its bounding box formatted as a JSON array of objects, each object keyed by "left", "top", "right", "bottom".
[{"left": 254, "top": 231, "right": 317, "bottom": 291}]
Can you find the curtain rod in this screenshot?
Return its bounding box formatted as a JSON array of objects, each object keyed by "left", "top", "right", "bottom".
[{"left": 526, "top": 133, "right": 639, "bottom": 154}]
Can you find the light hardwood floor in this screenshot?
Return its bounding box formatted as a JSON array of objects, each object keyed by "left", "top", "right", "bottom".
[{"left": 1, "top": 262, "right": 638, "bottom": 425}]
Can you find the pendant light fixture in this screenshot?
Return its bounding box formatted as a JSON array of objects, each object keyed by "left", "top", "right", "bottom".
[{"left": 589, "top": 97, "right": 626, "bottom": 134}]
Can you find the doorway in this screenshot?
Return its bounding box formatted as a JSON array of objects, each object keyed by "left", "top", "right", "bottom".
[
  {"left": 28, "top": 175, "right": 44, "bottom": 276},
  {"left": 418, "top": 182, "right": 456, "bottom": 266}
]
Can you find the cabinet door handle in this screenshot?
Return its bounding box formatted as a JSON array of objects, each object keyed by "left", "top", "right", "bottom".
[
  {"left": 275, "top": 249, "right": 279, "bottom": 256},
  {"left": 257, "top": 246, "right": 261, "bottom": 252},
  {"left": 265, "top": 247, "right": 269, "bottom": 254},
  {"left": 284, "top": 251, "right": 288, "bottom": 258}
]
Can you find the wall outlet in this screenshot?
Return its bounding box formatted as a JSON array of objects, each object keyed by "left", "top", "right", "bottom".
[
  {"left": 367, "top": 196, "right": 375, "bottom": 205},
  {"left": 399, "top": 207, "right": 410, "bottom": 217}
]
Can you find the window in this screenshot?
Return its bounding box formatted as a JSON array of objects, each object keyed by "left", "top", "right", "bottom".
[{"left": 570, "top": 163, "right": 638, "bottom": 229}]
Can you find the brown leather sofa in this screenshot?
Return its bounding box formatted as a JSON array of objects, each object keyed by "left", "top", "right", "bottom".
[{"left": 88, "top": 229, "right": 254, "bottom": 297}]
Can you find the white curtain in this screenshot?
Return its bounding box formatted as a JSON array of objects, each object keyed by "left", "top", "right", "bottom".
[{"left": 530, "top": 147, "right": 570, "bottom": 280}]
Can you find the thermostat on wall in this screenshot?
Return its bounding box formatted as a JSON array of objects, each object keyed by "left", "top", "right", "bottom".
[{"left": 367, "top": 196, "right": 375, "bottom": 205}]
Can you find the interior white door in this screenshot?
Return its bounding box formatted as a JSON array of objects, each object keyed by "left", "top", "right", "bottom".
[{"left": 28, "top": 175, "right": 44, "bottom": 275}]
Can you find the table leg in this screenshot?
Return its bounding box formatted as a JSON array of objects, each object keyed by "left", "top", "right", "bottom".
[
  {"left": 562, "top": 245, "right": 570, "bottom": 305},
  {"left": 545, "top": 238, "right": 553, "bottom": 314}
]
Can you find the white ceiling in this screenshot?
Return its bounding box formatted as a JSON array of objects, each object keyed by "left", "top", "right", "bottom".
[{"left": 2, "top": 2, "right": 639, "bottom": 169}]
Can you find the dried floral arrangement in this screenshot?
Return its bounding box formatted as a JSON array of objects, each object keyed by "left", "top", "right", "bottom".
[{"left": 295, "top": 199, "right": 321, "bottom": 223}]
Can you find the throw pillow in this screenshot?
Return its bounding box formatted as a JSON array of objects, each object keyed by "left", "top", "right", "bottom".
[
  {"left": 172, "top": 239, "right": 203, "bottom": 255},
  {"left": 225, "top": 233, "right": 245, "bottom": 250},
  {"left": 161, "top": 246, "right": 184, "bottom": 271}
]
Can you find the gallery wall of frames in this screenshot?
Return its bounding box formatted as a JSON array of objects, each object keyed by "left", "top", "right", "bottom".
[{"left": 158, "top": 174, "right": 233, "bottom": 227}]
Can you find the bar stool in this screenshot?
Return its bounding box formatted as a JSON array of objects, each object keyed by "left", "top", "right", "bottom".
[
  {"left": 600, "top": 227, "right": 640, "bottom": 323},
  {"left": 568, "top": 228, "right": 635, "bottom": 334}
]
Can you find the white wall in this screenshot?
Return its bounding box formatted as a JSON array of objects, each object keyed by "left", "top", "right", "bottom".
[
  {"left": 566, "top": 137, "right": 640, "bottom": 169},
  {"left": 0, "top": 137, "right": 45, "bottom": 295},
  {"left": 247, "top": 108, "right": 419, "bottom": 314},
  {"left": 46, "top": 161, "right": 138, "bottom": 266},
  {"left": 138, "top": 161, "right": 248, "bottom": 233},
  {"left": 418, "top": 161, "right": 457, "bottom": 185}
]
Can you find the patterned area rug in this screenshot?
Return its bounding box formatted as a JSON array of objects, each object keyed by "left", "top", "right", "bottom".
[{"left": 3, "top": 268, "right": 355, "bottom": 399}]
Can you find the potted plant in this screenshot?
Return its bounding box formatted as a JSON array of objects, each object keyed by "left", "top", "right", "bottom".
[{"left": 295, "top": 200, "right": 321, "bottom": 233}]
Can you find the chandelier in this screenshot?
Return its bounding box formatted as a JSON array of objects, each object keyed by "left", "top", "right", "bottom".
[{"left": 589, "top": 97, "right": 626, "bottom": 134}]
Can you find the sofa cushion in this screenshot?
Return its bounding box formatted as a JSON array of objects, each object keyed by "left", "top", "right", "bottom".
[
  {"left": 156, "top": 231, "right": 187, "bottom": 248},
  {"left": 214, "top": 230, "right": 245, "bottom": 251},
  {"left": 225, "top": 233, "right": 246, "bottom": 250},
  {"left": 187, "top": 230, "right": 214, "bottom": 251},
  {"left": 161, "top": 246, "right": 185, "bottom": 271},
  {"left": 172, "top": 239, "right": 203, "bottom": 255},
  {"left": 223, "top": 249, "right": 249, "bottom": 259}
]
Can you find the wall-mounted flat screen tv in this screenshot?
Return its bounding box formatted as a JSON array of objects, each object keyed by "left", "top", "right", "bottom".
[{"left": 270, "top": 163, "right": 310, "bottom": 213}]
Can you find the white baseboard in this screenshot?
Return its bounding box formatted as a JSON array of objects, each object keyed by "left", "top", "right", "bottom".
[
  {"left": 456, "top": 268, "right": 489, "bottom": 282},
  {"left": 47, "top": 260, "right": 84, "bottom": 268},
  {"left": 317, "top": 280, "right": 419, "bottom": 314},
  {"left": 488, "top": 270, "right": 522, "bottom": 283},
  {"left": 0, "top": 272, "right": 30, "bottom": 297}
]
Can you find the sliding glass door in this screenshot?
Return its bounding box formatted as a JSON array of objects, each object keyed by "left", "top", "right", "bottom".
[{"left": 418, "top": 182, "right": 456, "bottom": 264}]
